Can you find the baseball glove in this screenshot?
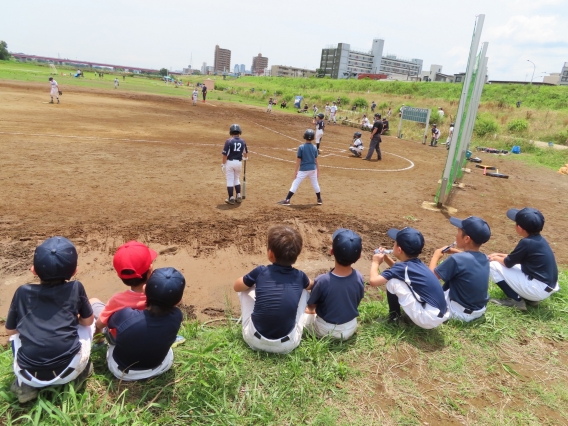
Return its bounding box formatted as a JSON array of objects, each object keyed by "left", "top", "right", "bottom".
[{"left": 58, "top": 90, "right": 63, "bottom": 96}]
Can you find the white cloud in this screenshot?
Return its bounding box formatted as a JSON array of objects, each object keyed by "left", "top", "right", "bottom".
[{"left": 488, "top": 15, "right": 564, "bottom": 44}]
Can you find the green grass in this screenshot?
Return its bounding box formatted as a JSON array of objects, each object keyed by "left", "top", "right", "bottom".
[{"left": 1, "top": 272, "right": 567, "bottom": 425}]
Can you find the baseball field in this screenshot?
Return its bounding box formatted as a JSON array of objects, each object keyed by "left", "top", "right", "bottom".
[{"left": 1, "top": 76, "right": 568, "bottom": 424}]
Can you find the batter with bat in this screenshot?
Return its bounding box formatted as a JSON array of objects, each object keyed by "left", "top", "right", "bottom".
[{"left": 222, "top": 124, "right": 248, "bottom": 205}]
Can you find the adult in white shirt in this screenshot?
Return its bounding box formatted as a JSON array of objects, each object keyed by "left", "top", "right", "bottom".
[{"left": 438, "top": 107, "right": 445, "bottom": 117}]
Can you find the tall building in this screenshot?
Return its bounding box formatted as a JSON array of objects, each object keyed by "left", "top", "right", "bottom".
[
  {"left": 213, "top": 45, "right": 231, "bottom": 74},
  {"left": 560, "top": 62, "right": 568, "bottom": 86},
  {"left": 240, "top": 64, "right": 245, "bottom": 74},
  {"left": 252, "top": 54, "right": 269, "bottom": 75},
  {"left": 200, "top": 62, "right": 207, "bottom": 74},
  {"left": 234, "top": 64, "right": 240, "bottom": 74},
  {"left": 319, "top": 39, "right": 422, "bottom": 80},
  {"left": 271, "top": 65, "right": 316, "bottom": 78}
]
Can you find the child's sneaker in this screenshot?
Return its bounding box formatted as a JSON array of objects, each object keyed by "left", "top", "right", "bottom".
[
  {"left": 74, "top": 361, "right": 94, "bottom": 391},
  {"left": 317, "top": 198, "right": 323, "bottom": 205},
  {"left": 277, "top": 199, "right": 291, "bottom": 206},
  {"left": 171, "top": 335, "right": 186, "bottom": 348},
  {"left": 10, "top": 380, "right": 39, "bottom": 404},
  {"left": 236, "top": 195, "right": 242, "bottom": 203},
  {"left": 225, "top": 198, "right": 235, "bottom": 205}
]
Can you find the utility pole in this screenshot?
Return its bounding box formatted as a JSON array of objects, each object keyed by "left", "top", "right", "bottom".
[{"left": 527, "top": 60, "right": 536, "bottom": 84}]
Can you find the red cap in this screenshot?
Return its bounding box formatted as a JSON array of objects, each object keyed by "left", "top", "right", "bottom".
[{"left": 113, "top": 241, "right": 158, "bottom": 279}]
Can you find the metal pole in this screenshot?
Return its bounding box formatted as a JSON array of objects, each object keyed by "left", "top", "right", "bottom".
[
  {"left": 423, "top": 109, "right": 431, "bottom": 144},
  {"left": 397, "top": 111, "right": 404, "bottom": 138},
  {"left": 527, "top": 60, "right": 536, "bottom": 85},
  {"left": 437, "top": 14, "right": 485, "bottom": 207}
]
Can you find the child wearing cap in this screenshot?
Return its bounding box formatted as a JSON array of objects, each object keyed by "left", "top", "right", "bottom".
[
  {"left": 233, "top": 225, "right": 313, "bottom": 354},
  {"left": 91, "top": 241, "right": 157, "bottom": 339},
  {"left": 369, "top": 227, "right": 449, "bottom": 328},
  {"left": 429, "top": 216, "right": 491, "bottom": 322},
  {"left": 303, "top": 229, "right": 365, "bottom": 340},
  {"left": 106, "top": 267, "right": 185, "bottom": 380},
  {"left": 5, "top": 237, "right": 94, "bottom": 403},
  {"left": 488, "top": 207, "right": 559, "bottom": 310}
]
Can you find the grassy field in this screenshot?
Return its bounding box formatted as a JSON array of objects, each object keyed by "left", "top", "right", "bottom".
[{"left": 1, "top": 274, "right": 567, "bottom": 425}]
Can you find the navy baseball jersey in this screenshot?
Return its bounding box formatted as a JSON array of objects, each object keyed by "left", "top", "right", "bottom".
[
  {"left": 222, "top": 137, "right": 248, "bottom": 161},
  {"left": 315, "top": 120, "right": 325, "bottom": 131}
]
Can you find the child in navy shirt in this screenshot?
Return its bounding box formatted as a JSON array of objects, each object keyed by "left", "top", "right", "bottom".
[
  {"left": 277, "top": 129, "right": 322, "bottom": 206},
  {"left": 233, "top": 225, "right": 313, "bottom": 354},
  {"left": 488, "top": 207, "right": 559, "bottom": 310},
  {"left": 304, "top": 229, "right": 364, "bottom": 340},
  {"left": 429, "top": 216, "right": 491, "bottom": 322},
  {"left": 369, "top": 227, "right": 449, "bottom": 329}
]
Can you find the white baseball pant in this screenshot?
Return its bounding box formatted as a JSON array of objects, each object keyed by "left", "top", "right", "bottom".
[
  {"left": 238, "top": 287, "right": 309, "bottom": 354},
  {"left": 290, "top": 170, "right": 320, "bottom": 194},
  {"left": 349, "top": 146, "right": 363, "bottom": 156},
  {"left": 225, "top": 160, "right": 242, "bottom": 187},
  {"left": 444, "top": 290, "right": 486, "bottom": 322},
  {"left": 11, "top": 324, "right": 93, "bottom": 388},
  {"left": 490, "top": 262, "right": 559, "bottom": 302},
  {"left": 330, "top": 112, "right": 336, "bottom": 123},
  {"left": 303, "top": 314, "right": 358, "bottom": 340},
  {"left": 107, "top": 345, "right": 174, "bottom": 381},
  {"left": 50, "top": 88, "right": 59, "bottom": 97},
  {"left": 315, "top": 130, "right": 323, "bottom": 145},
  {"left": 386, "top": 278, "right": 449, "bottom": 329}
]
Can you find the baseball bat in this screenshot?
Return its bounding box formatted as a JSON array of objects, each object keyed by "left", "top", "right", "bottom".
[{"left": 242, "top": 159, "right": 247, "bottom": 199}]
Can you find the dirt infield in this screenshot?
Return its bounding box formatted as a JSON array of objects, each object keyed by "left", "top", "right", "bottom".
[{"left": 1, "top": 81, "right": 567, "bottom": 331}]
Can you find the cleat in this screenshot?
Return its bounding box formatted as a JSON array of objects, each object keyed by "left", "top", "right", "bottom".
[
  {"left": 525, "top": 300, "right": 540, "bottom": 307},
  {"left": 49, "top": 100, "right": 54, "bottom": 104},
  {"left": 489, "top": 298, "right": 527, "bottom": 311},
  {"left": 225, "top": 198, "right": 235, "bottom": 205},
  {"left": 317, "top": 198, "right": 323, "bottom": 205},
  {"left": 277, "top": 199, "right": 291, "bottom": 206},
  {"left": 10, "top": 380, "right": 39, "bottom": 404},
  {"left": 73, "top": 361, "right": 93, "bottom": 391},
  {"left": 171, "top": 335, "right": 186, "bottom": 348},
  {"left": 236, "top": 195, "right": 242, "bottom": 203}
]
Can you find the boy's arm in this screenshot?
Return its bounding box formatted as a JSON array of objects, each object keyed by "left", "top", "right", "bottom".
[
  {"left": 369, "top": 252, "right": 388, "bottom": 287},
  {"left": 429, "top": 248, "right": 446, "bottom": 278},
  {"left": 233, "top": 277, "right": 250, "bottom": 292},
  {"left": 305, "top": 304, "right": 316, "bottom": 314},
  {"left": 78, "top": 313, "right": 94, "bottom": 326},
  {"left": 306, "top": 278, "right": 314, "bottom": 291}
]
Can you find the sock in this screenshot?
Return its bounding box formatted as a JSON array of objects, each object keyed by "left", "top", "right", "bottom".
[
  {"left": 386, "top": 291, "right": 401, "bottom": 319},
  {"left": 235, "top": 185, "right": 241, "bottom": 195},
  {"left": 495, "top": 280, "right": 521, "bottom": 301},
  {"left": 227, "top": 187, "right": 234, "bottom": 198},
  {"left": 316, "top": 143, "right": 320, "bottom": 150},
  {"left": 316, "top": 192, "right": 321, "bottom": 200},
  {"left": 286, "top": 191, "right": 294, "bottom": 200}
]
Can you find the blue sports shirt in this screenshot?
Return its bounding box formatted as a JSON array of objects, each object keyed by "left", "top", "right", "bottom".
[{"left": 297, "top": 143, "right": 318, "bottom": 171}]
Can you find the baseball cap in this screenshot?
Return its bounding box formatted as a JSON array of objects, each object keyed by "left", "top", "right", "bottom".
[
  {"left": 332, "top": 228, "right": 362, "bottom": 265},
  {"left": 449, "top": 216, "right": 491, "bottom": 245},
  {"left": 33, "top": 237, "right": 78, "bottom": 281},
  {"left": 145, "top": 267, "right": 186, "bottom": 307},
  {"left": 387, "top": 227, "right": 425, "bottom": 256},
  {"left": 113, "top": 241, "right": 158, "bottom": 279},
  {"left": 374, "top": 113, "right": 381, "bottom": 117},
  {"left": 506, "top": 207, "right": 544, "bottom": 233}
]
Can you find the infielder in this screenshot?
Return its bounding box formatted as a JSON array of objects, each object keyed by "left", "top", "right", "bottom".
[
  {"left": 314, "top": 113, "right": 325, "bottom": 153},
  {"left": 349, "top": 132, "right": 364, "bottom": 157},
  {"left": 324, "top": 103, "right": 331, "bottom": 120},
  {"left": 266, "top": 98, "right": 274, "bottom": 113},
  {"left": 429, "top": 124, "right": 441, "bottom": 147},
  {"left": 114, "top": 78, "right": 119, "bottom": 89},
  {"left": 277, "top": 129, "right": 322, "bottom": 206},
  {"left": 312, "top": 104, "right": 318, "bottom": 118},
  {"left": 192, "top": 88, "right": 198, "bottom": 106},
  {"left": 48, "top": 77, "right": 60, "bottom": 104},
  {"left": 329, "top": 102, "right": 338, "bottom": 124},
  {"left": 222, "top": 124, "right": 248, "bottom": 205}
]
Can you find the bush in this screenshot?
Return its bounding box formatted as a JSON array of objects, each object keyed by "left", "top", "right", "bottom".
[
  {"left": 429, "top": 111, "right": 443, "bottom": 125},
  {"left": 474, "top": 114, "right": 499, "bottom": 137},
  {"left": 352, "top": 97, "right": 368, "bottom": 109},
  {"left": 507, "top": 119, "right": 529, "bottom": 133},
  {"left": 339, "top": 95, "right": 350, "bottom": 106}
]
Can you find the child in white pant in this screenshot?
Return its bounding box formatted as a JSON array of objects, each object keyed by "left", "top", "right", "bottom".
[
  {"left": 349, "top": 132, "right": 364, "bottom": 157},
  {"left": 277, "top": 129, "right": 322, "bottom": 206}
]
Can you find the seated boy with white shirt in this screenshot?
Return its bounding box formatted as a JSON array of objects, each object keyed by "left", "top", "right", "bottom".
[
  {"left": 429, "top": 216, "right": 491, "bottom": 322},
  {"left": 304, "top": 229, "right": 364, "bottom": 340},
  {"left": 233, "top": 225, "right": 313, "bottom": 354}
]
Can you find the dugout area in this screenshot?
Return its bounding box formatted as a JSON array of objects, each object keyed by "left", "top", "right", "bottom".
[{"left": 1, "top": 80, "right": 567, "bottom": 336}]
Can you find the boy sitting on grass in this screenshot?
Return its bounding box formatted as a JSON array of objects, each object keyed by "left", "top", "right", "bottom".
[
  {"left": 233, "top": 225, "right": 313, "bottom": 354},
  {"left": 488, "top": 207, "right": 559, "bottom": 310},
  {"left": 6, "top": 237, "right": 94, "bottom": 403},
  {"left": 91, "top": 241, "right": 157, "bottom": 339},
  {"left": 429, "top": 216, "right": 491, "bottom": 322},
  {"left": 369, "top": 227, "right": 449, "bottom": 328},
  {"left": 106, "top": 267, "right": 185, "bottom": 381},
  {"left": 304, "top": 228, "right": 364, "bottom": 340}
]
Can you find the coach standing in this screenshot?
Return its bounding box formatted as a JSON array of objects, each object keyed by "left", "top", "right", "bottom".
[
  {"left": 202, "top": 83, "right": 208, "bottom": 103},
  {"left": 363, "top": 113, "right": 383, "bottom": 161}
]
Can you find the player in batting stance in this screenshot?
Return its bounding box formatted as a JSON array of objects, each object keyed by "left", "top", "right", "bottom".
[
  {"left": 222, "top": 124, "right": 248, "bottom": 205},
  {"left": 48, "top": 77, "right": 60, "bottom": 104}
]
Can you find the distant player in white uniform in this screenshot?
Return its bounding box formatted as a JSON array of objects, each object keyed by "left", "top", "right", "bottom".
[
  {"left": 430, "top": 124, "right": 441, "bottom": 147},
  {"left": 329, "top": 102, "right": 338, "bottom": 124},
  {"left": 349, "top": 132, "right": 364, "bottom": 157},
  {"left": 266, "top": 98, "right": 274, "bottom": 113},
  {"left": 114, "top": 78, "right": 119, "bottom": 89},
  {"left": 192, "top": 88, "right": 198, "bottom": 106},
  {"left": 312, "top": 104, "right": 318, "bottom": 118},
  {"left": 313, "top": 113, "right": 325, "bottom": 153},
  {"left": 360, "top": 115, "right": 372, "bottom": 130},
  {"left": 48, "top": 77, "right": 60, "bottom": 104},
  {"left": 324, "top": 103, "right": 331, "bottom": 120}
]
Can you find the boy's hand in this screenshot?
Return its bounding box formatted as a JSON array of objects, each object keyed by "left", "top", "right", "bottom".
[{"left": 372, "top": 252, "right": 385, "bottom": 264}]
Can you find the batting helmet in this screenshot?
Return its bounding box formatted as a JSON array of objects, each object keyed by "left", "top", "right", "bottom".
[
  {"left": 317, "top": 113, "right": 324, "bottom": 119},
  {"left": 303, "top": 129, "right": 315, "bottom": 141},
  {"left": 353, "top": 132, "right": 362, "bottom": 138},
  {"left": 229, "top": 124, "right": 242, "bottom": 135},
  {"left": 451, "top": 122, "right": 455, "bottom": 127}
]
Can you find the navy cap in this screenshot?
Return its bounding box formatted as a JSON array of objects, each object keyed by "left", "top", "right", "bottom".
[
  {"left": 332, "top": 228, "right": 362, "bottom": 265},
  {"left": 506, "top": 207, "right": 545, "bottom": 233},
  {"left": 145, "top": 267, "right": 186, "bottom": 307},
  {"left": 33, "top": 237, "right": 78, "bottom": 281},
  {"left": 449, "top": 216, "right": 491, "bottom": 245},
  {"left": 387, "top": 227, "right": 424, "bottom": 256}
]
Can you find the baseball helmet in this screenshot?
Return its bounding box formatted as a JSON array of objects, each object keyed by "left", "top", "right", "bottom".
[
  {"left": 229, "top": 124, "right": 242, "bottom": 135},
  {"left": 451, "top": 122, "right": 455, "bottom": 126},
  {"left": 317, "top": 113, "right": 324, "bottom": 119},
  {"left": 303, "top": 129, "right": 315, "bottom": 141},
  {"left": 353, "top": 131, "right": 362, "bottom": 138},
  {"left": 432, "top": 123, "right": 437, "bottom": 127}
]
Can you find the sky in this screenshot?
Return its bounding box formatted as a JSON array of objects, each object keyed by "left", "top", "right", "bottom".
[{"left": 2, "top": 0, "right": 567, "bottom": 81}]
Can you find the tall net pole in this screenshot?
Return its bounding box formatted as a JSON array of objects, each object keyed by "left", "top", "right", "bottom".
[{"left": 435, "top": 14, "right": 485, "bottom": 207}]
